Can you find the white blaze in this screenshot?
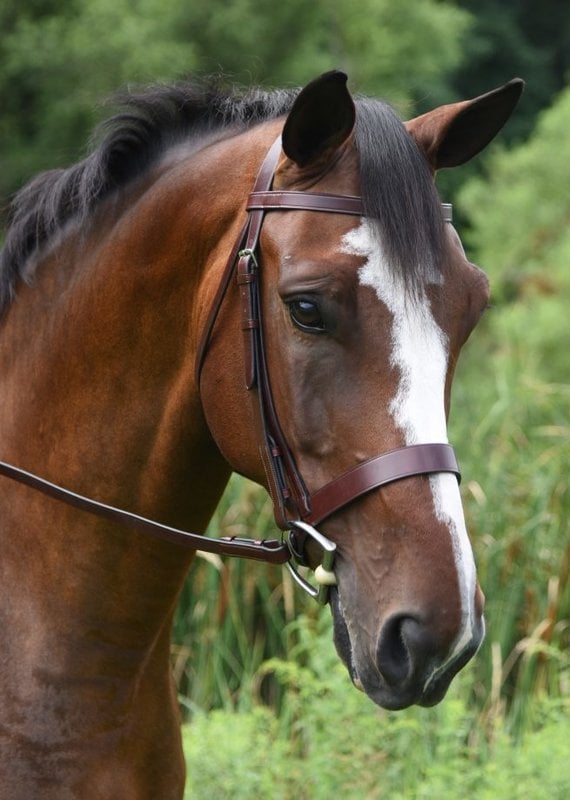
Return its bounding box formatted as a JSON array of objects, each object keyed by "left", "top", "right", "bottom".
[{"left": 342, "top": 221, "right": 477, "bottom": 671}]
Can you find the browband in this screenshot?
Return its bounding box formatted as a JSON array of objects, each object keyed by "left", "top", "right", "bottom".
[{"left": 248, "top": 191, "right": 364, "bottom": 216}]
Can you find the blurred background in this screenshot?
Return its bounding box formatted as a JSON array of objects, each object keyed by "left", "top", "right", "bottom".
[{"left": 1, "top": 1, "right": 568, "bottom": 797}]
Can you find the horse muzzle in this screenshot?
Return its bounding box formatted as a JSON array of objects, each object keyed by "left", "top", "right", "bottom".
[{"left": 329, "top": 585, "right": 485, "bottom": 710}]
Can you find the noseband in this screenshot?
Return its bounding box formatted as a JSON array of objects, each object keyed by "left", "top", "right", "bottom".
[{"left": 0, "top": 136, "right": 459, "bottom": 604}]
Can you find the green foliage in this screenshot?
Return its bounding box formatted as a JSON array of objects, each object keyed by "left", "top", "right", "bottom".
[
  {"left": 452, "top": 0, "right": 570, "bottom": 142},
  {"left": 177, "top": 0, "right": 471, "bottom": 106},
  {"left": 459, "top": 84, "right": 570, "bottom": 303},
  {"left": 183, "top": 707, "right": 292, "bottom": 799},
  {"left": 184, "top": 702, "right": 570, "bottom": 798},
  {"left": 183, "top": 615, "right": 570, "bottom": 799},
  {"left": 0, "top": 0, "right": 471, "bottom": 196},
  {"left": 0, "top": 0, "right": 196, "bottom": 191}
]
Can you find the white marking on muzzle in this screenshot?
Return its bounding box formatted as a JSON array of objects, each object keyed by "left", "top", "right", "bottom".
[{"left": 342, "top": 222, "right": 477, "bottom": 673}]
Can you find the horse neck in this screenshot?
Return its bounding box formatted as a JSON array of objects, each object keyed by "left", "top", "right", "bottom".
[{"left": 0, "top": 133, "right": 261, "bottom": 633}]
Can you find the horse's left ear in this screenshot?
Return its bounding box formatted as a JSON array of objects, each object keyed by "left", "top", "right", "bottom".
[
  {"left": 406, "top": 79, "right": 525, "bottom": 170},
  {"left": 282, "top": 70, "right": 356, "bottom": 167}
]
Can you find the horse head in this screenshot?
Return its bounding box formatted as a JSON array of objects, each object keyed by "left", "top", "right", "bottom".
[{"left": 200, "top": 71, "right": 523, "bottom": 709}]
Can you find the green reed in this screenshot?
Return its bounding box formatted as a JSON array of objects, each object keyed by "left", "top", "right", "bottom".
[
  {"left": 172, "top": 475, "right": 316, "bottom": 715},
  {"left": 448, "top": 311, "right": 569, "bottom": 736},
  {"left": 450, "top": 89, "right": 570, "bottom": 736}
]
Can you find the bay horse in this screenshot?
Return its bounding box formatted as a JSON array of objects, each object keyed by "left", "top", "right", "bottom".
[{"left": 0, "top": 71, "right": 522, "bottom": 798}]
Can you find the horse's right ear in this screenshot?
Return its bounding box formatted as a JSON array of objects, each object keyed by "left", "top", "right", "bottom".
[{"left": 282, "top": 71, "right": 356, "bottom": 167}]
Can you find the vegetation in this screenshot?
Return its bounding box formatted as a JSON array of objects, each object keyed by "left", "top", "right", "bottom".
[
  {"left": 1, "top": 1, "right": 568, "bottom": 796},
  {"left": 181, "top": 617, "right": 570, "bottom": 798},
  {"left": 453, "top": 84, "right": 570, "bottom": 733},
  {"left": 0, "top": 0, "right": 470, "bottom": 196}
]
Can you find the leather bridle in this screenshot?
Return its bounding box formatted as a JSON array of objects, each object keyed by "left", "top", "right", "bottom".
[
  {"left": 196, "top": 136, "right": 459, "bottom": 599},
  {"left": 0, "top": 135, "right": 459, "bottom": 603}
]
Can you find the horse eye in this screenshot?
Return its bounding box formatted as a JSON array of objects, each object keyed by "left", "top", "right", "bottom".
[{"left": 288, "top": 299, "right": 326, "bottom": 332}]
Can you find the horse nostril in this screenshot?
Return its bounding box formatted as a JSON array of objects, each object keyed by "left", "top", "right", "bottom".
[{"left": 376, "top": 615, "right": 437, "bottom": 688}]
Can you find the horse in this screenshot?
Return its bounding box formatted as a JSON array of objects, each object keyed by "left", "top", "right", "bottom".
[{"left": 0, "top": 70, "right": 522, "bottom": 798}]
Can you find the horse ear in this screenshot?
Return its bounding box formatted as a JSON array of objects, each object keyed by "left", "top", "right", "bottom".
[
  {"left": 282, "top": 71, "right": 356, "bottom": 167},
  {"left": 406, "top": 79, "right": 524, "bottom": 170}
]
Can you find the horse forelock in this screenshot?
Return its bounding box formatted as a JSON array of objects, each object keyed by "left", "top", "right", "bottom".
[
  {"left": 354, "top": 99, "right": 447, "bottom": 295},
  {"left": 0, "top": 80, "right": 445, "bottom": 315}
]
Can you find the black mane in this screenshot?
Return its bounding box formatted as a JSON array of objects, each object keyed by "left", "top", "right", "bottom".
[{"left": 0, "top": 78, "right": 444, "bottom": 314}]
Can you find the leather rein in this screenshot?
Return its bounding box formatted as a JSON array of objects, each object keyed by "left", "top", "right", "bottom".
[{"left": 0, "top": 136, "right": 459, "bottom": 603}]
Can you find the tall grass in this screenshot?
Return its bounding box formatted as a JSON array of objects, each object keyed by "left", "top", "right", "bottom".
[
  {"left": 172, "top": 476, "right": 316, "bottom": 714},
  {"left": 448, "top": 320, "right": 569, "bottom": 736},
  {"left": 451, "top": 88, "right": 570, "bottom": 733}
]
